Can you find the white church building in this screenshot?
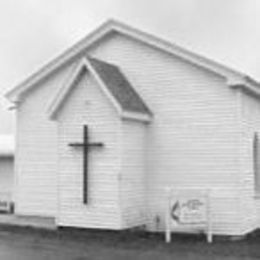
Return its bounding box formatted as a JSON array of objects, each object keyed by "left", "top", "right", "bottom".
[{"left": 5, "top": 20, "right": 260, "bottom": 236}]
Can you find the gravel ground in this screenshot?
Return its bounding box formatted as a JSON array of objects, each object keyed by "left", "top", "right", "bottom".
[{"left": 0, "top": 226, "right": 258, "bottom": 259}]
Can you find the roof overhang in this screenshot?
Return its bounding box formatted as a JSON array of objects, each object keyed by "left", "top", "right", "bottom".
[
  {"left": 5, "top": 19, "right": 260, "bottom": 103},
  {"left": 229, "top": 76, "right": 260, "bottom": 99}
]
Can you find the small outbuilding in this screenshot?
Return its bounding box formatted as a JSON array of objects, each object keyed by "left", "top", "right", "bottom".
[
  {"left": 5, "top": 20, "right": 260, "bottom": 236},
  {"left": 0, "top": 135, "right": 14, "bottom": 208}
]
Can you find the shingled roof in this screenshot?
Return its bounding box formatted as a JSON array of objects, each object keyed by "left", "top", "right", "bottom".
[{"left": 87, "top": 57, "right": 152, "bottom": 117}]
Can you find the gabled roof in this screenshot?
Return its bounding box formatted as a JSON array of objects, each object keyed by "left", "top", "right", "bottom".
[
  {"left": 5, "top": 19, "right": 260, "bottom": 103},
  {"left": 47, "top": 57, "right": 152, "bottom": 122},
  {"left": 0, "top": 135, "right": 14, "bottom": 157},
  {"left": 88, "top": 57, "right": 151, "bottom": 116}
]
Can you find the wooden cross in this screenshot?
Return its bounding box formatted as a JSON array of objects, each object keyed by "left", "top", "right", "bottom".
[{"left": 68, "top": 125, "right": 104, "bottom": 204}]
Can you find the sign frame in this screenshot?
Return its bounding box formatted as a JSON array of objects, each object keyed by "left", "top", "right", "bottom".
[{"left": 165, "top": 188, "right": 212, "bottom": 243}]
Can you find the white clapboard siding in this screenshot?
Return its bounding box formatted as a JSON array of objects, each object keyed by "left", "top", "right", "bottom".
[
  {"left": 56, "top": 69, "right": 122, "bottom": 229},
  {"left": 89, "top": 33, "right": 245, "bottom": 235},
  {"left": 119, "top": 120, "right": 147, "bottom": 228},
  {"left": 239, "top": 92, "right": 260, "bottom": 232},
  {"left": 15, "top": 63, "right": 78, "bottom": 217}
]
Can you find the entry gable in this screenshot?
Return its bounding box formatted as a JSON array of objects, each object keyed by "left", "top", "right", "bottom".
[{"left": 47, "top": 56, "right": 152, "bottom": 122}]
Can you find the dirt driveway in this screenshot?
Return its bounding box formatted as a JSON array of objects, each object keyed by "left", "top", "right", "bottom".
[{"left": 0, "top": 227, "right": 259, "bottom": 260}]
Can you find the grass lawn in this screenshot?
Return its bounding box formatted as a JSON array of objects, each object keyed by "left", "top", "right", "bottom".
[{"left": 0, "top": 226, "right": 259, "bottom": 259}]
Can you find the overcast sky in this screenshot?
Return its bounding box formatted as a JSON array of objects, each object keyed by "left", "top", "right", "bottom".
[{"left": 0, "top": 0, "right": 259, "bottom": 134}]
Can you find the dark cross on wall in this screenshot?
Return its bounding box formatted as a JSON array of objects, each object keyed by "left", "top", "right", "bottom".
[{"left": 68, "top": 125, "right": 104, "bottom": 204}]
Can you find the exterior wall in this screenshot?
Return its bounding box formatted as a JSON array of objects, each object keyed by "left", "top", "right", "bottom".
[
  {"left": 0, "top": 157, "right": 14, "bottom": 199},
  {"left": 14, "top": 30, "right": 256, "bottom": 234},
  {"left": 240, "top": 92, "right": 260, "bottom": 232},
  {"left": 15, "top": 63, "right": 77, "bottom": 217},
  {"left": 120, "top": 120, "right": 147, "bottom": 228},
  {"left": 89, "top": 33, "right": 244, "bottom": 235},
  {"left": 56, "top": 70, "right": 122, "bottom": 229}
]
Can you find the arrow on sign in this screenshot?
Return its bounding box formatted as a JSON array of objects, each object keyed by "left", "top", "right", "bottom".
[{"left": 171, "top": 201, "right": 181, "bottom": 223}]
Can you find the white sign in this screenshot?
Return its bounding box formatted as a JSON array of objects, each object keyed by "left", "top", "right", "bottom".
[
  {"left": 165, "top": 189, "right": 212, "bottom": 243},
  {"left": 171, "top": 197, "right": 207, "bottom": 224}
]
